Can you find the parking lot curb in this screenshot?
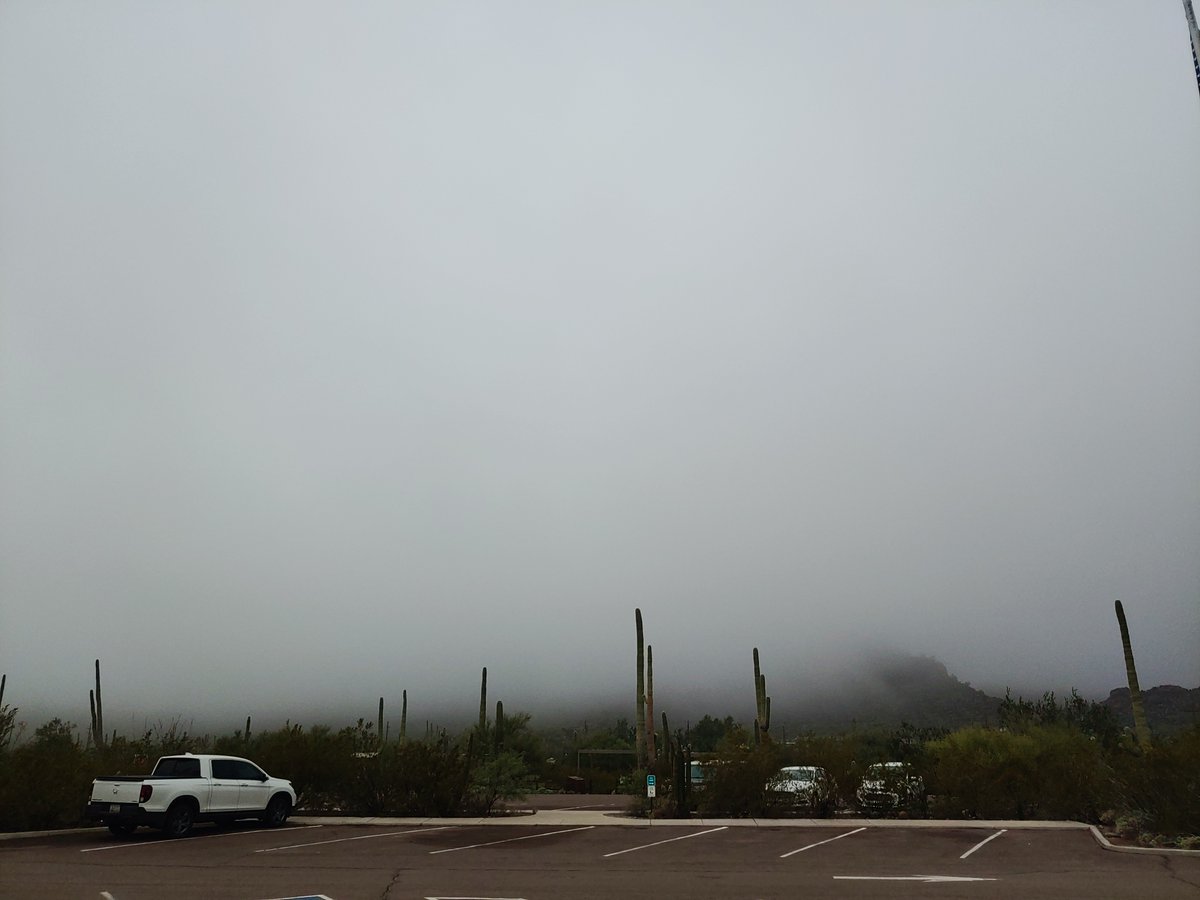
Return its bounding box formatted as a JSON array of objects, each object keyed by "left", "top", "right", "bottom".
[{"left": 1087, "top": 825, "right": 1200, "bottom": 857}]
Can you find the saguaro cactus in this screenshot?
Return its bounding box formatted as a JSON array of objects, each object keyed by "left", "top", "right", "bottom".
[
  {"left": 377, "top": 697, "right": 385, "bottom": 749},
  {"left": 89, "top": 659, "right": 105, "bottom": 749},
  {"left": 479, "top": 667, "right": 488, "bottom": 735},
  {"left": 646, "top": 645, "right": 656, "bottom": 765},
  {"left": 753, "top": 648, "right": 771, "bottom": 745},
  {"left": 635, "top": 609, "right": 646, "bottom": 770},
  {"left": 495, "top": 700, "right": 505, "bottom": 752},
  {"left": 245, "top": 715, "right": 252, "bottom": 745},
  {"left": 400, "top": 690, "right": 408, "bottom": 743},
  {"left": 1115, "top": 600, "right": 1152, "bottom": 749}
]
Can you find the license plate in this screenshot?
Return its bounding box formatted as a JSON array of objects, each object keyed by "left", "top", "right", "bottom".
[{"left": 109, "top": 804, "right": 121, "bottom": 813}]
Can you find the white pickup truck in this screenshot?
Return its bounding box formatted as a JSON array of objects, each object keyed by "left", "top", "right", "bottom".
[{"left": 85, "top": 753, "right": 296, "bottom": 837}]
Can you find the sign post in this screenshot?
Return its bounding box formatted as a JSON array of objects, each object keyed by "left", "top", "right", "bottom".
[{"left": 646, "top": 774, "right": 656, "bottom": 798}]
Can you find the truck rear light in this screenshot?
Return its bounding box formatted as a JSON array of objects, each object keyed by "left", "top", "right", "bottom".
[{"left": 139, "top": 785, "right": 153, "bottom": 803}]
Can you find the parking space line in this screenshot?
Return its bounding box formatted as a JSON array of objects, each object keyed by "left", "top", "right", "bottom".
[
  {"left": 603, "top": 826, "right": 728, "bottom": 858},
  {"left": 780, "top": 826, "right": 867, "bottom": 858},
  {"left": 430, "top": 826, "right": 594, "bottom": 854},
  {"left": 960, "top": 829, "right": 1007, "bottom": 859},
  {"left": 258, "top": 825, "right": 456, "bottom": 853},
  {"left": 81, "top": 825, "right": 323, "bottom": 852}
]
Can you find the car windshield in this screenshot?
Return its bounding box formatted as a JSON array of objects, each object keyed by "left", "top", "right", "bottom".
[{"left": 781, "top": 768, "right": 817, "bottom": 782}]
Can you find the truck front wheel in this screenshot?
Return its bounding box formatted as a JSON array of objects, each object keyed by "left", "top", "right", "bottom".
[
  {"left": 162, "top": 800, "right": 196, "bottom": 838},
  {"left": 261, "top": 794, "right": 291, "bottom": 827}
]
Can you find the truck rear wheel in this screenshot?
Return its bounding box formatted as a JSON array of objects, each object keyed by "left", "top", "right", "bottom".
[{"left": 162, "top": 800, "right": 196, "bottom": 838}]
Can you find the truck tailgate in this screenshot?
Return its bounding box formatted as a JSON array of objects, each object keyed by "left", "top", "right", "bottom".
[{"left": 91, "top": 779, "right": 145, "bottom": 805}]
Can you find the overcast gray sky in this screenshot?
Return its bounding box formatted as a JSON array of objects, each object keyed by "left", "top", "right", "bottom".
[{"left": 2, "top": 1, "right": 1197, "bottom": 733}]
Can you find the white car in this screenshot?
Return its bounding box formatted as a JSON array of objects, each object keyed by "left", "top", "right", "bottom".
[
  {"left": 855, "top": 761, "right": 924, "bottom": 816},
  {"left": 767, "top": 766, "right": 835, "bottom": 815}
]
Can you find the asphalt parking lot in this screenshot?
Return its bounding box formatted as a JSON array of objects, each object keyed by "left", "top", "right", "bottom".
[{"left": 3, "top": 813, "right": 1198, "bottom": 900}]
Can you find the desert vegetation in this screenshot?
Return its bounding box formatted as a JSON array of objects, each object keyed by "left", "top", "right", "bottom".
[{"left": 0, "top": 604, "right": 1195, "bottom": 847}]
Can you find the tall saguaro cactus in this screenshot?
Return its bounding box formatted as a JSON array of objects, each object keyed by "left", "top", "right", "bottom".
[
  {"left": 1115, "top": 601, "right": 1152, "bottom": 749},
  {"left": 753, "top": 648, "right": 771, "bottom": 745},
  {"left": 646, "top": 644, "right": 656, "bottom": 765},
  {"left": 89, "top": 659, "right": 105, "bottom": 749},
  {"left": 635, "top": 609, "right": 646, "bottom": 770},
  {"left": 377, "top": 697, "right": 385, "bottom": 748},
  {"left": 479, "top": 667, "right": 488, "bottom": 735},
  {"left": 495, "top": 700, "right": 505, "bottom": 752},
  {"left": 400, "top": 690, "right": 408, "bottom": 743}
]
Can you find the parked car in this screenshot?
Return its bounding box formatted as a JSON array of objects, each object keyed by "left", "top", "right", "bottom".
[
  {"left": 855, "top": 761, "right": 925, "bottom": 816},
  {"left": 767, "top": 765, "right": 835, "bottom": 816}
]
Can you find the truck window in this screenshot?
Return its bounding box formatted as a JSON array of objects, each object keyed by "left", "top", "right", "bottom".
[
  {"left": 233, "top": 760, "right": 266, "bottom": 781},
  {"left": 152, "top": 757, "right": 201, "bottom": 777},
  {"left": 211, "top": 759, "right": 238, "bottom": 779}
]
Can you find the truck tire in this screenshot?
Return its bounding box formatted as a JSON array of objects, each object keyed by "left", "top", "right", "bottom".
[
  {"left": 261, "top": 794, "right": 291, "bottom": 827},
  {"left": 162, "top": 800, "right": 196, "bottom": 838}
]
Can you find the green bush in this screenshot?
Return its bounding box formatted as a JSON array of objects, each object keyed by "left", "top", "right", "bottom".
[
  {"left": 0, "top": 720, "right": 90, "bottom": 831},
  {"left": 695, "top": 744, "right": 781, "bottom": 817},
  {"left": 1111, "top": 726, "right": 1200, "bottom": 837},
  {"left": 339, "top": 739, "right": 470, "bottom": 816},
  {"left": 928, "top": 724, "right": 1111, "bottom": 820}
]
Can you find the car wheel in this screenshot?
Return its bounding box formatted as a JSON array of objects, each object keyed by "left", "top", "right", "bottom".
[
  {"left": 107, "top": 822, "right": 137, "bottom": 837},
  {"left": 162, "top": 801, "right": 196, "bottom": 838},
  {"left": 261, "top": 794, "right": 291, "bottom": 827}
]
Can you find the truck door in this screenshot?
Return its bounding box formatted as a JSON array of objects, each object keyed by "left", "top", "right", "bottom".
[
  {"left": 234, "top": 759, "right": 271, "bottom": 813},
  {"left": 209, "top": 759, "right": 242, "bottom": 812}
]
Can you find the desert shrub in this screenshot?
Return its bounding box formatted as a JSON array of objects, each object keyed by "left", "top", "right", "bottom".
[
  {"left": 0, "top": 720, "right": 90, "bottom": 831},
  {"left": 1112, "top": 726, "right": 1200, "bottom": 838},
  {"left": 339, "top": 738, "right": 470, "bottom": 816},
  {"left": 464, "top": 750, "right": 531, "bottom": 815},
  {"left": 928, "top": 724, "right": 1111, "bottom": 820},
  {"left": 694, "top": 743, "right": 782, "bottom": 817}
]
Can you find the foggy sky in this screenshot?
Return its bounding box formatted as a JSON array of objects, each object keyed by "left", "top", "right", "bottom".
[{"left": 2, "top": 1, "right": 1198, "bottom": 735}]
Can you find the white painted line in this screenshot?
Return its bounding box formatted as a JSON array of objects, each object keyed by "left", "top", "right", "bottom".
[
  {"left": 780, "top": 826, "right": 867, "bottom": 858},
  {"left": 835, "top": 875, "right": 997, "bottom": 883},
  {"left": 960, "top": 828, "right": 1006, "bottom": 859},
  {"left": 81, "top": 825, "right": 323, "bottom": 852},
  {"left": 430, "top": 826, "right": 594, "bottom": 855},
  {"left": 257, "top": 895, "right": 335, "bottom": 900},
  {"left": 259, "top": 825, "right": 455, "bottom": 853},
  {"left": 425, "top": 896, "right": 528, "bottom": 899},
  {"left": 603, "top": 826, "right": 728, "bottom": 858},
  {"left": 99, "top": 893, "right": 116, "bottom": 899}
]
